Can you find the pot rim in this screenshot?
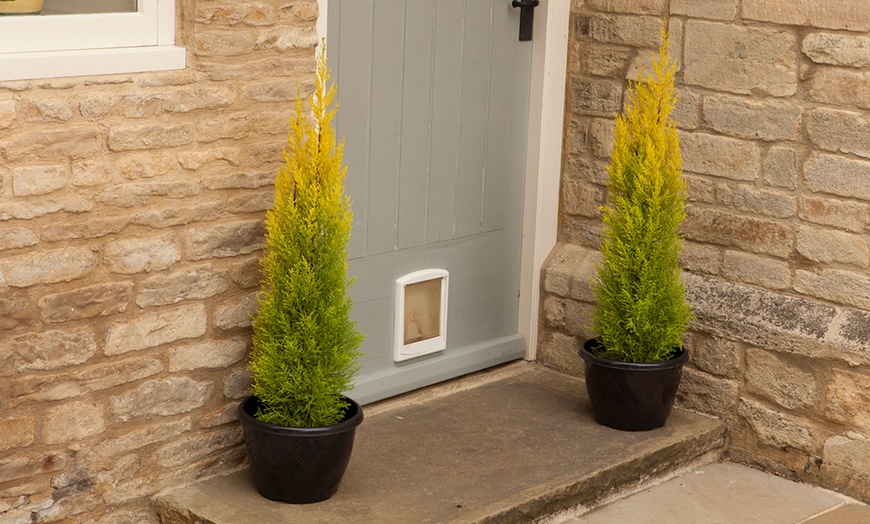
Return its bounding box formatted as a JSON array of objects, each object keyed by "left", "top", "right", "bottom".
[
  {"left": 579, "top": 337, "right": 688, "bottom": 371},
  {"left": 238, "top": 395, "right": 364, "bottom": 436}
]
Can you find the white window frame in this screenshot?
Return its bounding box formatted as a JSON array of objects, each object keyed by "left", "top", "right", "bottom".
[{"left": 0, "top": 0, "right": 185, "bottom": 82}]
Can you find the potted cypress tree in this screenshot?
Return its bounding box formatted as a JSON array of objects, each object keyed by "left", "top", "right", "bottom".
[
  {"left": 238, "top": 45, "right": 365, "bottom": 503},
  {"left": 578, "top": 28, "right": 693, "bottom": 431}
]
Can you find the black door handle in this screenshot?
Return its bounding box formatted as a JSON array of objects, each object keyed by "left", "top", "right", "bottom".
[{"left": 512, "top": 0, "right": 539, "bottom": 41}]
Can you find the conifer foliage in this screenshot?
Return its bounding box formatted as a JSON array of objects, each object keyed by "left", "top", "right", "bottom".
[
  {"left": 592, "top": 29, "right": 692, "bottom": 363},
  {"left": 250, "top": 46, "right": 363, "bottom": 428}
]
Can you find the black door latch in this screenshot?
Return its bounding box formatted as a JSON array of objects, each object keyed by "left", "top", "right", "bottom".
[{"left": 512, "top": 0, "right": 539, "bottom": 42}]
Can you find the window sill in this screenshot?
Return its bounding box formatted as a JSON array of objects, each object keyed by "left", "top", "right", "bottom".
[{"left": 0, "top": 45, "right": 186, "bottom": 82}]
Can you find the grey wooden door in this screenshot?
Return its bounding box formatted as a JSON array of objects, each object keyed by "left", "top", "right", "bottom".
[{"left": 327, "top": 0, "right": 533, "bottom": 403}]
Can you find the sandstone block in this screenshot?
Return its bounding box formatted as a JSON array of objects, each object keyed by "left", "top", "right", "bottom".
[
  {"left": 134, "top": 202, "right": 223, "bottom": 228},
  {"left": 626, "top": 19, "right": 683, "bottom": 79},
  {"left": 702, "top": 95, "right": 800, "bottom": 141},
  {"left": 722, "top": 251, "right": 791, "bottom": 290},
  {"left": 215, "top": 292, "right": 259, "bottom": 331},
  {"left": 43, "top": 400, "right": 106, "bottom": 445},
  {"left": 256, "top": 26, "right": 318, "bottom": 52},
  {"left": 568, "top": 77, "right": 622, "bottom": 117},
  {"left": 191, "top": 30, "right": 257, "bottom": 57},
  {"left": 153, "top": 426, "right": 244, "bottom": 468},
  {"left": 743, "top": 0, "right": 870, "bottom": 31},
  {"left": 71, "top": 158, "right": 112, "bottom": 187},
  {"left": 805, "top": 153, "right": 870, "bottom": 200},
  {"left": 0, "top": 294, "right": 35, "bottom": 330},
  {"left": 7, "top": 327, "right": 96, "bottom": 373},
  {"left": 539, "top": 331, "right": 585, "bottom": 378},
  {"left": 575, "top": 13, "right": 662, "bottom": 47},
  {"left": 43, "top": 217, "right": 129, "bottom": 242},
  {"left": 0, "top": 227, "right": 38, "bottom": 250},
  {"left": 826, "top": 370, "right": 870, "bottom": 429},
  {"left": 223, "top": 367, "right": 253, "bottom": 399},
  {"left": 228, "top": 255, "right": 262, "bottom": 289},
  {"left": 795, "top": 269, "right": 870, "bottom": 311},
  {"left": 196, "top": 111, "right": 275, "bottom": 143},
  {"left": 686, "top": 332, "right": 741, "bottom": 378},
  {"left": 0, "top": 452, "right": 66, "bottom": 484},
  {"left": 137, "top": 265, "right": 230, "bottom": 307},
  {"left": 200, "top": 402, "right": 239, "bottom": 429},
  {"left": 684, "top": 175, "right": 716, "bottom": 204},
  {"left": 196, "top": 3, "right": 277, "bottom": 26},
  {"left": 672, "top": 88, "right": 701, "bottom": 129},
  {"left": 809, "top": 68, "right": 870, "bottom": 110},
  {"left": 585, "top": 0, "right": 664, "bottom": 14},
  {"left": 738, "top": 398, "right": 814, "bottom": 451},
  {"left": 717, "top": 185, "right": 796, "bottom": 219},
  {"left": 169, "top": 337, "right": 248, "bottom": 371},
  {"left": 104, "top": 234, "right": 181, "bottom": 274},
  {"left": 183, "top": 220, "right": 266, "bottom": 261},
  {"left": 202, "top": 172, "right": 274, "bottom": 190},
  {"left": 109, "top": 377, "right": 213, "bottom": 422},
  {"left": 12, "top": 164, "right": 67, "bottom": 197},
  {"left": 676, "top": 367, "right": 738, "bottom": 417},
  {"left": 97, "top": 180, "right": 201, "bottom": 207},
  {"left": 579, "top": 43, "right": 631, "bottom": 78},
  {"left": 107, "top": 123, "right": 194, "bottom": 152},
  {"left": 684, "top": 21, "right": 797, "bottom": 96},
  {"left": 121, "top": 86, "right": 236, "bottom": 118},
  {"left": 242, "top": 79, "right": 300, "bottom": 102},
  {"left": 177, "top": 147, "right": 241, "bottom": 171},
  {"left": 821, "top": 434, "right": 870, "bottom": 502},
  {"left": 0, "top": 125, "right": 102, "bottom": 162},
  {"left": 799, "top": 196, "right": 868, "bottom": 233},
  {"left": 561, "top": 180, "right": 604, "bottom": 218},
  {"left": 200, "top": 55, "right": 314, "bottom": 83},
  {"left": 685, "top": 273, "right": 836, "bottom": 357},
  {"left": 0, "top": 98, "right": 16, "bottom": 129},
  {"left": 542, "top": 243, "right": 594, "bottom": 300},
  {"left": 22, "top": 96, "right": 74, "bottom": 122},
  {"left": 803, "top": 33, "right": 870, "bottom": 68},
  {"left": 103, "top": 303, "right": 207, "bottom": 356},
  {"left": 796, "top": 226, "right": 869, "bottom": 268},
  {"left": 679, "top": 241, "right": 721, "bottom": 274},
  {"left": 117, "top": 152, "right": 177, "bottom": 179},
  {"left": 39, "top": 282, "right": 133, "bottom": 323},
  {"left": 746, "top": 348, "right": 816, "bottom": 410},
  {"left": 0, "top": 197, "right": 93, "bottom": 221},
  {"left": 763, "top": 146, "right": 797, "bottom": 190},
  {"left": 544, "top": 296, "right": 591, "bottom": 337},
  {"left": 227, "top": 191, "right": 272, "bottom": 214},
  {"left": 588, "top": 118, "right": 615, "bottom": 159},
  {"left": 0, "top": 247, "right": 96, "bottom": 288},
  {"left": 684, "top": 207, "right": 792, "bottom": 258},
  {"left": 0, "top": 416, "right": 36, "bottom": 452},
  {"left": 807, "top": 108, "right": 870, "bottom": 160},
  {"left": 83, "top": 419, "right": 192, "bottom": 467},
  {"left": 679, "top": 132, "right": 759, "bottom": 181},
  {"left": 671, "top": 0, "right": 737, "bottom": 20}
]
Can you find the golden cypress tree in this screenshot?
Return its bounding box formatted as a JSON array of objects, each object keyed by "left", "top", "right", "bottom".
[
  {"left": 592, "top": 29, "right": 692, "bottom": 363},
  {"left": 250, "top": 46, "right": 363, "bottom": 427}
]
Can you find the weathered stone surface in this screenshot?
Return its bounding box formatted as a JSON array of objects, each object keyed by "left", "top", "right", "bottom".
[
  {"left": 717, "top": 185, "right": 796, "bottom": 218},
  {"left": 117, "top": 152, "right": 178, "bottom": 180},
  {"left": 738, "top": 398, "right": 814, "bottom": 451},
  {"left": 120, "top": 86, "right": 236, "bottom": 118},
  {"left": 0, "top": 451, "right": 66, "bottom": 484},
  {"left": 202, "top": 172, "right": 273, "bottom": 190},
  {"left": 830, "top": 309, "right": 870, "bottom": 365},
  {"left": 228, "top": 255, "right": 262, "bottom": 289},
  {"left": 683, "top": 21, "right": 797, "bottom": 96},
  {"left": 672, "top": 88, "right": 701, "bottom": 129},
  {"left": 561, "top": 180, "right": 604, "bottom": 218},
  {"left": 544, "top": 296, "right": 592, "bottom": 337},
  {"left": 568, "top": 77, "right": 622, "bottom": 117},
  {"left": 82, "top": 419, "right": 192, "bottom": 467},
  {"left": 799, "top": 196, "right": 869, "bottom": 233},
  {"left": 575, "top": 13, "right": 662, "bottom": 47},
  {"left": 222, "top": 367, "right": 252, "bottom": 399},
  {"left": 195, "top": 3, "right": 277, "bottom": 26},
  {"left": 684, "top": 175, "right": 716, "bottom": 204},
  {"left": 543, "top": 243, "right": 597, "bottom": 302},
  {"left": 97, "top": 181, "right": 201, "bottom": 207},
  {"left": 191, "top": 30, "right": 257, "bottom": 57},
  {"left": 0, "top": 98, "right": 16, "bottom": 129},
  {"left": 12, "top": 164, "right": 67, "bottom": 196},
  {"left": 588, "top": 118, "right": 615, "bottom": 159},
  {"left": 0, "top": 197, "right": 93, "bottom": 221},
  {"left": 214, "top": 292, "right": 259, "bottom": 331},
  {"left": 183, "top": 220, "right": 265, "bottom": 261},
  {"left": 0, "top": 294, "right": 35, "bottom": 330},
  {"left": 804, "top": 33, "right": 870, "bottom": 69},
  {"left": 821, "top": 434, "right": 870, "bottom": 502},
  {"left": 0, "top": 227, "right": 38, "bottom": 250},
  {"left": 826, "top": 370, "right": 870, "bottom": 429},
  {"left": 684, "top": 207, "right": 793, "bottom": 258},
  {"left": 39, "top": 282, "right": 133, "bottom": 323},
  {"left": 702, "top": 95, "right": 801, "bottom": 141},
  {"left": 134, "top": 202, "right": 223, "bottom": 228},
  {"left": 0, "top": 416, "right": 36, "bottom": 452},
  {"left": 796, "top": 226, "right": 869, "bottom": 267},
  {"left": 579, "top": 43, "right": 631, "bottom": 77},
  {"left": 108, "top": 123, "right": 194, "bottom": 151},
  {"left": 687, "top": 332, "right": 741, "bottom": 378},
  {"left": 685, "top": 273, "right": 836, "bottom": 356},
  {"left": 109, "top": 377, "right": 213, "bottom": 422},
  {"left": 679, "top": 132, "right": 760, "bottom": 181},
  {"left": 680, "top": 241, "right": 721, "bottom": 274},
  {"left": 746, "top": 348, "right": 816, "bottom": 410},
  {"left": 671, "top": 0, "right": 737, "bottom": 20},
  {"left": 795, "top": 269, "right": 870, "bottom": 311},
  {"left": 5, "top": 328, "right": 96, "bottom": 373},
  {"left": 104, "top": 235, "right": 181, "bottom": 274},
  {"left": 676, "top": 367, "right": 738, "bottom": 417},
  {"left": 809, "top": 68, "right": 870, "bottom": 110},
  {"left": 256, "top": 26, "right": 318, "bottom": 52},
  {"left": 136, "top": 265, "right": 230, "bottom": 307},
  {"left": 177, "top": 147, "right": 241, "bottom": 171},
  {"left": 200, "top": 402, "right": 239, "bottom": 428},
  {"left": 807, "top": 108, "right": 870, "bottom": 160},
  {"left": 153, "top": 427, "right": 244, "bottom": 468},
  {"left": 722, "top": 251, "right": 791, "bottom": 290},
  {"left": 0, "top": 247, "right": 97, "bottom": 288},
  {"left": 103, "top": 304, "right": 207, "bottom": 356},
  {"left": 763, "top": 146, "right": 797, "bottom": 190},
  {"left": 537, "top": 331, "right": 586, "bottom": 377},
  {"left": 226, "top": 191, "right": 272, "bottom": 214},
  {"left": 743, "top": 0, "right": 870, "bottom": 31},
  {"left": 169, "top": 337, "right": 248, "bottom": 371},
  {"left": 42, "top": 217, "right": 130, "bottom": 242},
  {"left": 0, "top": 125, "right": 102, "bottom": 162},
  {"left": 584, "top": 0, "right": 664, "bottom": 14},
  {"left": 42, "top": 400, "right": 106, "bottom": 445},
  {"left": 626, "top": 19, "right": 683, "bottom": 78}
]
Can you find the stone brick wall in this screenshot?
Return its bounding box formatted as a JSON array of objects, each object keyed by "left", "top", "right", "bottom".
[
  {"left": 0, "top": 1, "right": 318, "bottom": 521},
  {"left": 541, "top": 0, "right": 870, "bottom": 503}
]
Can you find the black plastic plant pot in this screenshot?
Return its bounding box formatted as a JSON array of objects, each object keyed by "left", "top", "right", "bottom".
[
  {"left": 238, "top": 395, "right": 363, "bottom": 504},
  {"left": 578, "top": 338, "right": 688, "bottom": 432}
]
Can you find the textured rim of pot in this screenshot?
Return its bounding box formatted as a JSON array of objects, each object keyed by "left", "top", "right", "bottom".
[
  {"left": 238, "top": 395, "right": 364, "bottom": 436},
  {"left": 579, "top": 337, "right": 689, "bottom": 371}
]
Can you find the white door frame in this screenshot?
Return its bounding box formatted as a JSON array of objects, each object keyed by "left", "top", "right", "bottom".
[{"left": 315, "top": 0, "right": 569, "bottom": 361}]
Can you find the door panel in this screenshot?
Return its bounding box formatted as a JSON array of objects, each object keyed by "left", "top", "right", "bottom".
[{"left": 328, "top": 0, "right": 532, "bottom": 403}]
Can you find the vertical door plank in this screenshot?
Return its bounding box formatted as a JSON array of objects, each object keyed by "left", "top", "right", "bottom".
[
  {"left": 336, "top": 0, "right": 373, "bottom": 259},
  {"left": 427, "top": 0, "right": 465, "bottom": 243},
  {"left": 454, "top": 0, "right": 494, "bottom": 239},
  {"left": 483, "top": 1, "right": 515, "bottom": 232},
  {"left": 366, "top": 0, "right": 406, "bottom": 255},
  {"left": 397, "top": 0, "right": 436, "bottom": 250}
]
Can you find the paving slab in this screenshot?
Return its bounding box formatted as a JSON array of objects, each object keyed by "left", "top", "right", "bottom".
[
  {"left": 568, "top": 462, "right": 864, "bottom": 524},
  {"left": 155, "top": 364, "right": 726, "bottom": 524}
]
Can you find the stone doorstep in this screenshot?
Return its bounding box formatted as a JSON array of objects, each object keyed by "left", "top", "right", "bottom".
[{"left": 153, "top": 363, "right": 727, "bottom": 524}]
